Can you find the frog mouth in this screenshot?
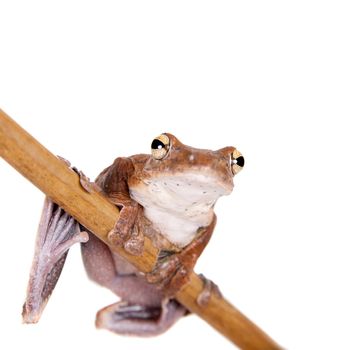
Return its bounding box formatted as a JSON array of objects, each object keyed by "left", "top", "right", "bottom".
[
  {"left": 142, "top": 170, "right": 233, "bottom": 201},
  {"left": 171, "top": 171, "right": 233, "bottom": 195}
]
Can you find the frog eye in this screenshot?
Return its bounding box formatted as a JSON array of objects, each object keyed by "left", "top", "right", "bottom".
[
  {"left": 230, "top": 149, "right": 244, "bottom": 175},
  {"left": 151, "top": 134, "right": 170, "bottom": 160}
]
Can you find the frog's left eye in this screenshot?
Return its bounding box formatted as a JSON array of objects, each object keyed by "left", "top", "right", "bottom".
[
  {"left": 151, "top": 134, "right": 170, "bottom": 160},
  {"left": 230, "top": 149, "right": 244, "bottom": 175}
]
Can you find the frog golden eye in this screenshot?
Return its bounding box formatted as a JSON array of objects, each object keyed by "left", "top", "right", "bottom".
[
  {"left": 151, "top": 134, "right": 170, "bottom": 160},
  {"left": 230, "top": 149, "right": 244, "bottom": 175}
]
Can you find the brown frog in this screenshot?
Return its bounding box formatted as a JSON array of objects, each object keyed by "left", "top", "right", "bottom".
[{"left": 22, "top": 133, "right": 244, "bottom": 336}]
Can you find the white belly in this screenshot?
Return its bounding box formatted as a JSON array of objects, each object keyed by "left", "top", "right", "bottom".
[{"left": 143, "top": 206, "right": 214, "bottom": 248}]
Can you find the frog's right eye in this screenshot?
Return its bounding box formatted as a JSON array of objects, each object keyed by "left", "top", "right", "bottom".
[
  {"left": 230, "top": 149, "right": 244, "bottom": 176},
  {"left": 151, "top": 134, "right": 170, "bottom": 160}
]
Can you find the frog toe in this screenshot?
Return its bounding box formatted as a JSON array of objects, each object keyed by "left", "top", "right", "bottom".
[
  {"left": 196, "top": 274, "right": 223, "bottom": 307},
  {"left": 145, "top": 254, "right": 191, "bottom": 296},
  {"left": 95, "top": 300, "right": 186, "bottom": 336}
]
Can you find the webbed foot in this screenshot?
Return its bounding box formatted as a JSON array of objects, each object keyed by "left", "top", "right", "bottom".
[
  {"left": 145, "top": 251, "right": 192, "bottom": 297},
  {"left": 22, "top": 197, "right": 88, "bottom": 323},
  {"left": 57, "top": 155, "right": 100, "bottom": 193},
  {"left": 96, "top": 299, "right": 186, "bottom": 336}
]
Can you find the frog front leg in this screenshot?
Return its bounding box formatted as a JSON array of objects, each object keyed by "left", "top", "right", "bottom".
[
  {"left": 106, "top": 192, "right": 144, "bottom": 256},
  {"left": 96, "top": 299, "right": 186, "bottom": 336},
  {"left": 146, "top": 215, "right": 217, "bottom": 300},
  {"left": 81, "top": 233, "right": 187, "bottom": 336},
  {"left": 96, "top": 157, "right": 144, "bottom": 256}
]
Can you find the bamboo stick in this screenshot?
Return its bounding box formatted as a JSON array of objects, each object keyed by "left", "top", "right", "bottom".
[{"left": 0, "top": 109, "right": 282, "bottom": 350}]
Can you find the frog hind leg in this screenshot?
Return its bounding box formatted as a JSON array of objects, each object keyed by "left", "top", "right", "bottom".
[
  {"left": 81, "top": 233, "right": 187, "bottom": 336},
  {"left": 22, "top": 197, "right": 89, "bottom": 323},
  {"left": 95, "top": 299, "right": 186, "bottom": 337}
]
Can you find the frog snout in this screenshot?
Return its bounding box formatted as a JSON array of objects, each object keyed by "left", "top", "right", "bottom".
[{"left": 230, "top": 149, "right": 244, "bottom": 176}]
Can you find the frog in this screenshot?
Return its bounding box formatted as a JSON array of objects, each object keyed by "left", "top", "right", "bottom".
[{"left": 22, "top": 133, "right": 244, "bottom": 337}]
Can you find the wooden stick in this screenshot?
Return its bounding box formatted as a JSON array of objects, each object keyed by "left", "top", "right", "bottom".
[{"left": 0, "top": 109, "right": 282, "bottom": 350}]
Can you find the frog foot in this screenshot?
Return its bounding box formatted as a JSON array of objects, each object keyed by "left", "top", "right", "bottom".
[
  {"left": 95, "top": 299, "right": 186, "bottom": 336},
  {"left": 23, "top": 197, "right": 89, "bottom": 323},
  {"left": 107, "top": 196, "right": 144, "bottom": 256},
  {"left": 145, "top": 252, "right": 192, "bottom": 297},
  {"left": 196, "top": 274, "right": 223, "bottom": 307},
  {"left": 123, "top": 231, "right": 145, "bottom": 256},
  {"left": 107, "top": 217, "right": 131, "bottom": 246},
  {"left": 77, "top": 169, "right": 100, "bottom": 193},
  {"left": 107, "top": 220, "right": 144, "bottom": 256},
  {"left": 57, "top": 155, "right": 100, "bottom": 193}
]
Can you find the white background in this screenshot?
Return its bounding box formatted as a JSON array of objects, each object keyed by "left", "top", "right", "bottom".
[{"left": 0, "top": 1, "right": 349, "bottom": 349}]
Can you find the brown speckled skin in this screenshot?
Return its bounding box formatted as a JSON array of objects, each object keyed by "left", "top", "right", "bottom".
[
  {"left": 95, "top": 134, "right": 236, "bottom": 296},
  {"left": 83, "top": 134, "right": 236, "bottom": 334},
  {"left": 23, "top": 133, "right": 242, "bottom": 336}
]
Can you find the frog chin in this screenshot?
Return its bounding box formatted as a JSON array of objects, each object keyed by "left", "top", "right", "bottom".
[{"left": 129, "top": 171, "right": 233, "bottom": 247}]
